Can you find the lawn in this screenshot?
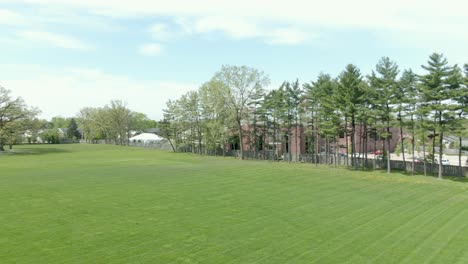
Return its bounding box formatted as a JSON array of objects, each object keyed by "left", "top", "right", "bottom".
[{"left": 1, "top": 144, "right": 468, "bottom": 263}]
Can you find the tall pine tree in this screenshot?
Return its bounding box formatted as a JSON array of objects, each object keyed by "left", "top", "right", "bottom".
[
  {"left": 419, "top": 53, "right": 459, "bottom": 179},
  {"left": 369, "top": 57, "right": 399, "bottom": 174}
]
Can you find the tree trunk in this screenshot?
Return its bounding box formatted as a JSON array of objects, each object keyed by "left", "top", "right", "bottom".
[
  {"left": 295, "top": 119, "right": 299, "bottom": 163},
  {"left": 387, "top": 124, "right": 391, "bottom": 175},
  {"left": 167, "top": 138, "right": 176, "bottom": 152},
  {"left": 316, "top": 125, "right": 320, "bottom": 166},
  {"left": 237, "top": 119, "right": 244, "bottom": 160},
  {"left": 345, "top": 117, "right": 349, "bottom": 167},
  {"left": 438, "top": 130, "right": 443, "bottom": 179},
  {"left": 400, "top": 125, "right": 406, "bottom": 173},
  {"left": 335, "top": 136, "right": 338, "bottom": 168},
  {"left": 422, "top": 130, "right": 427, "bottom": 177},
  {"left": 222, "top": 137, "right": 226, "bottom": 157},
  {"left": 374, "top": 126, "right": 377, "bottom": 170},
  {"left": 459, "top": 136, "right": 463, "bottom": 177},
  {"left": 273, "top": 117, "right": 277, "bottom": 161},
  {"left": 288, "top": 123, "right": 292, "bottom": 163},
  {"left": 326, "top": 137, "right": 329, "bottom": 165},
  {"left": 364, "top": 124, "right": 368, "bottom": 169},
  {"left": 197, "top": 121, "right": 202, "bottom": 155},
  {"left": 352, "top": 115, "right": 357, "bottom": 171},
  {"left": 411, "top": 134, "right": 415, "bottom": 176},
  {"left": 411, "top": 115, "right": 415, "bottom": 176},
  {"left": 431, "top": 127, "right": 436, "bottom": 176}
]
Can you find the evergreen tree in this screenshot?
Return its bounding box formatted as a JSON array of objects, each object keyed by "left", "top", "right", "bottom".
[
  {"left": 450, "top": 65, "right": 468, "bottom": 176},
  {"left": 286, "top": 79, "right": 303, "bottom": 162},
  {"left": 263, "top": 87, "right": 287, "bottom": 160},
  {"left": 67, "top": 118, "right": 81, "bottom": 140},
  {"left": 419, "top": 53, "right": 459, "bottom": 179},
  {"left": 308, "top": 74, "right": 340, "bottom": 165},
  {"left": 303, "top": 80, "right": 321, "bottom": 165},
  {"left": 337, "top": 64, "right": 367, "bottom": 170},
  {"left": 369, "top": 57, "right": 399, "bottom": 174},
  {"left": 399, "top": 69, "right": 419, "bottom": 175}
]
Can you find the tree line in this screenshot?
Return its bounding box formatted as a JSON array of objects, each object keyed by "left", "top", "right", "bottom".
[
  {"left": 1, "top": 53, "right": 467, "bottom": 178},
  {"left": 77, "top": 100, "right": 156, "bottom": 144},
  {"left": 160, "top": 53, "right": 468, "bottom": 178},
  {"left": 0, "top": 92, "right": 156, "bottom": 148}
]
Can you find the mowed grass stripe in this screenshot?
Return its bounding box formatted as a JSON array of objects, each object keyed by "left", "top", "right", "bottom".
[
  {"left": 228, "top": 180, "right": 433, "bottom": 263},
  {"left": 344, "top": 193, "right": 467, "bottom": 263},
  {"left": 324, "top": 190, "right": 466, "bottom": 263},
  {"left": 1, "top": 144, "right": 468, "bottom": 264},
  {"left": 282, "top": 185, "right": 453, "bottom": 263},
  {"left": 191, "top": 176, "right": 391, "bottom": 262}
]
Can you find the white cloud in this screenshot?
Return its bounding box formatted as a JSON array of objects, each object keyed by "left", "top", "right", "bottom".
[
  {"left": 0, "top": 9, "right": 27, "bottom": 25},
  {"left": 149, "top": 23, "right": 172, "bottom": 41},
  {"left": 17, "top": 31, "right": 93, "bottom": 50},
  {"left": 174, "top": 17, "right": 193, "bottom": 35},
  {"left": 190, "top": 17, "right": 313, "bottom": 45},
  {"left": 35, "top": 7, "right": 122, "bottom": 32},
  {"left": 0, "top": 7, "right": 120, "bottom": 32},
  {"left": 146, "top": 17, "right": 312, "bottom": 45},
  {"left": 138, "top": 43, "right": 163, "bottom": 56},
  {"left": 264, "top": 28, "right": 310, "bottom": 45},
  {"left": 8, "top": 0, "right": 468, "bottom": 47},
  {"left": 194, "top": 16, "right": 259, "bottom": 39},
  {"left": 14, "top": 0, "right": 467, "bottom": 34},
  {"left": 0, "top": 64, "right": 197, "bottom": 120}
]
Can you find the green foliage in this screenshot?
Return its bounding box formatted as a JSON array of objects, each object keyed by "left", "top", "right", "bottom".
[
  {"left": 66, "top": 118, "right": 81, "bottom": 139},
  {"left": 50, "top": 116, "right": 71, "bottom": 129},
  {"left": 213, "top": 65, "right": 270, "bottom": 158},
  {"left": 131, "top": 112, "right": 157, "bottom": 132},
  {"left": 337, "top": 64, "right": 367, "bottom": 169},
  {"left": 76, "top": 101, "right": 153, "bottom": 145},
  {"left": 40, "top": 128, "right": 60, "bottom": 144},
  {"left": 419, "top": 53, "right": 462, "bottom": 178},
  {"left": 0, "top": 85, "right": 39, "bottom": 150},
  {"left": 158, "top": 55, "right": 466, "bottom": 174}
]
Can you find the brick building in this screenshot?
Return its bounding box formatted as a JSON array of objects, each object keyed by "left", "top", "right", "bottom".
[{"left": 226, "top": 123, "right": 403, "bottom": 160}]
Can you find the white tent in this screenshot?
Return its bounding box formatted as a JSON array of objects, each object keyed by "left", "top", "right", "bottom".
[{"left": 129, "top": 133, "right": 162, "bottom": 143}]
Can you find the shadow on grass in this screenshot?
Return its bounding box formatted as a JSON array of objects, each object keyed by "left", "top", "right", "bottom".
[{"left": 0, "top": 147, "right": 70, "bottom": 156}]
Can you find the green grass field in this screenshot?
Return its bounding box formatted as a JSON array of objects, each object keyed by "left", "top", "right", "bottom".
[{"left": 2, "top": 144, "right": 468, "bottom": 263}]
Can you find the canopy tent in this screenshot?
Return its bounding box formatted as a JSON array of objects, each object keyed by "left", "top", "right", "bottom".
[{"left": 129, "top": 133, "right": 162, "bottom": 143}]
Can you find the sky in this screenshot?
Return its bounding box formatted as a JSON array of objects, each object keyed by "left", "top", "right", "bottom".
[{"left": 1, "top": 0, "right": 467, "bottom": 120}]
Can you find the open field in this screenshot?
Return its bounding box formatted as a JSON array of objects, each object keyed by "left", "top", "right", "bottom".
[{"left": 2, "top": 144, "right": 468, "bottom": 263}]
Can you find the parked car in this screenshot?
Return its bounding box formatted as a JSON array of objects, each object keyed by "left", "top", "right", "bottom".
[
  {"left": 354, "top": 153, "right": 365, "bottom": 158},
  {"left": 413, "top": 157, "right": 424, "bottom": 163},
  {"left": 440, "top": 159, "right": 450, "bottom": 165}
]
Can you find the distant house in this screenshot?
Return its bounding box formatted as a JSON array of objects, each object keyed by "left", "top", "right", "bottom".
[
  {"left": 58, "top": 128, "right": 68, "bottom": 139},
  {"left": 21, "top": 130, "right": 43, "bottom": 143}
]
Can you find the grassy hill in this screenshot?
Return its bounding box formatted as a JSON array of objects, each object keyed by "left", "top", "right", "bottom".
[{"left": 1, "top": 144, "right": 468, "bottom": 263}]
